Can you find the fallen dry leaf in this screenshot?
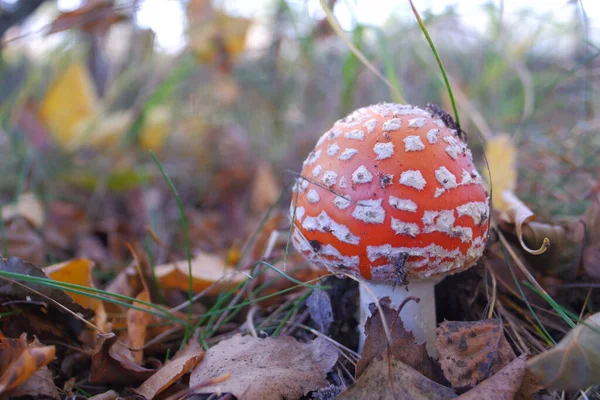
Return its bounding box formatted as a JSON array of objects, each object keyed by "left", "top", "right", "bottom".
[
  {"left": 582, "top": 191, "right": 600, "bottom": 279},
  {"left": 190, "top": 334, "right": 338, "bottom": 400},
  {"left": 357, "top": 298, "right": 437, "bottom": 381},
  {"left": 5, "top": 366, "right": 59, "bottom": 400},
  {"left": 338, "top": 351, "right": 456, "bottom": 400},
  {"left": 527, "top": 312, "right": 600, "bottom": 390},
  {"left": 2, "top": 217, "right": 45, "bottom": 266},
  {"left": 521, "top": 220, "right": 584, "bottom": 280},
  {"left": 485, "top": 134, "right": 517, "bottom": 211},
  {"left": 0, "top": 334, "right": 56, "bottom": 395},
  {"left": 88, "top": 390, "right": 118, "bottom": 400},
  {"left": 153, "top": 252, "right": 247, "bottom": 294},
  {"left": 135, "top": 336, "right": 204, "bottom": 399},
  {"left": 436, "top": 319, "right": 515, "bottom": 389},
  {"left": 127, "top": 289, "right": 152, "bottom": 364},
  {"left": 44, "top": 258, "right": 100, "bottom": 310},
  {"left": 457, "top": 355, "right": 527, "bottom": 400},
  {"left": 89, "top": 334, "right": 156, "bottom": 385},
  {"left": 0, "top": 257, "right": 93, "bottom": 318},
  {"left": 1, "top": 193, "right": 44, "bottom": 228},
  {"left": 498, "top": 191, "right": 549, "bottom": 255}
]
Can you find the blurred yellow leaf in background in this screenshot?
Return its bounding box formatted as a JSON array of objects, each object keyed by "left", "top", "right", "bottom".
[
  {"left": 187, "top": 0, "right": 251, "bottom": 67},
  {"left": 485, "top": 134, "right": 517, "bottom": 211},
  {"left": 39, "top": 62, "right": 99, "bottom": 148},
  {"left": 139, "top": 106, "right": 170, "bottom": 151}
]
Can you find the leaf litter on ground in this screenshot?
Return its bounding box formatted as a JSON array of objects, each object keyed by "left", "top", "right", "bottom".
[{"left": 189, "top": 333, "right": 338, "bottom": 400}]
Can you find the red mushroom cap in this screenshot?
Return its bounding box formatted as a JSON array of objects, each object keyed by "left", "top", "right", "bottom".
[{"left": 290, "top": 103, "right": 489, "bottom": 282}]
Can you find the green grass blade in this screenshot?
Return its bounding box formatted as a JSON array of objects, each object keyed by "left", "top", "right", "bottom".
[
  {"left": 149, "top": 151, "right": 194, "bottom": 340},
  {"left": 408, "top": 0, "right": 460, "bottom": 125}
]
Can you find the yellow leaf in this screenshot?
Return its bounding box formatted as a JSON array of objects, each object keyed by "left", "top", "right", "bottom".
[
  {"left": 39, "top": 62, "right": 98, "bottom": 148},
  {"left": 187, "top": 0, "right": 251, "bottom": 65},
  {"left": 139, "top": 107, "right": 170, "bottom": 151},
  {"left": 485, "top": 134, "right": 517, "bottom": 211},
  {"left": 154, "top": 253, "right": 247, "bottom": 294},
  {"left": 1, "top": 193, "right": 44, "bottom": 228},
  {"left": 44, "top": 259, "right": 101, "bottom": 310}
]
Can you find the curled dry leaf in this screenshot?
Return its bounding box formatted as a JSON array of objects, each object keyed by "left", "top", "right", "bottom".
[
  {"left": 498, "top": 191, "right": 549, "bottom": 255},
  {"left": 338, "top": 352, "right": 456, "bottom": 400},
  {"left": 153, "top": 252, "right": 247, "bottom": 294},
  {"left": 527, "top": 312, "right": 600, "bottom": 390},
  {"left": 0, "top": 334, "right": 56, "bottom": 396},
  {"left": 135, "top": 336, "right": 204, "bottom": 399},
  {"left": 90, "top": 334, "right": 156, "bottom": 385},
  {"left": 127, "top": 290, "right": 152, "bottom": 365},
  {"left": 357, "top": 298, "right": 437, "bottom": 381},
  {"left": 521, "top": 220, "right": 584, "bottom": 280},
  {"left": 436, "top": 319, "right": 515, "bottom": 390},
  {"left": 457, "top": 355, "right": 527, "bottom": 400},
  {"left": 190, "top": 334, "right": 338, "bottom": 400}
]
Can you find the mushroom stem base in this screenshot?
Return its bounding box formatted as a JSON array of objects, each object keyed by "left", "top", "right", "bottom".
[{"left": 358, "top": 280, "right": 437, "bottom": 357}]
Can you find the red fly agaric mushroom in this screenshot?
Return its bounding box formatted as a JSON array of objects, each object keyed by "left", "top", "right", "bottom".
[{"left": 290, "top": 103, "right": 489, "bottom": 356}]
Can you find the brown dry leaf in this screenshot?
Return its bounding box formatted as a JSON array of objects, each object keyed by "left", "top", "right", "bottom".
[
  {"left": 485, "top": 134, "right": 517, "bottom": 211},
  {"left": 338, "top": 351, "right": 456, "bottom": 400},
  {"left": 1, "top": 193, "right": 44, "bottom": 228},
  {"left": 88, "top": 390, "right": 118, "bottom": 400},
  {"left": 127, "top": 289, "right": 152, "bottom": 364},
  {"left": 2, "top": 217, "right": 45, "bottom": 266},
  {"left": 135, "top": 337, "right": 204, "bottom": 399},
  {"left": 190, "top": 334, "right": 338, "bottom": 400},
  {"left": 38, "top": 61, "right": 98, "bottom": 148},
  {"left": 0, "top": 335, "right": 56, "bottom": 395},
  {"left": 44, "top": 259, "right": 100, "bottom": 310},
  {"left": 527, "top": 312, "right": 600, "bottom": 390},
  {"left": 457, "top": 355, "right": 527, "bottom": 400},
  {"left": 103, "top": 265, "right": 142, "bottom": 313},
  {"left": 357, "top": 298, "right": 437, "bottom": 381},
  {"left": 521, "top": 220, "right": 584, "bottom": 280},
  {"left": 498, "top": 191, "right": 549, "bottom": 255},
  {"left": 154, "top": 252, "right": 247, "bottom": 294},
  {"left": 6, "top": 366, "right": 59, "bottom": 400},
  {"left": 436, "top": 319, "right": 515, "bottom": 389},
  {"left": 47, "top": 0, "right": 127, "bottom": 35},
  {"left": 90, "top": 334, "right": 156, "bottom": 385},
  {"left": 250, "top": 161, "right": 281, "bottom": 214},
  {"left": 582, "top": 191, "right": 600, "bottom": 278}
]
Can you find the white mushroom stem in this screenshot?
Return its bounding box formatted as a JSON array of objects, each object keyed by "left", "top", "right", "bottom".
[{"left": 358, "top": 279, "right": 439, "bottom": 357}]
